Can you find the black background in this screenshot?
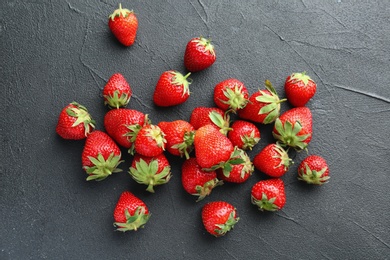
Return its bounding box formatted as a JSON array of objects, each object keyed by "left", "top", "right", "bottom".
[{"left": 2, "top": 0, "right": 390, "bottom": 259}]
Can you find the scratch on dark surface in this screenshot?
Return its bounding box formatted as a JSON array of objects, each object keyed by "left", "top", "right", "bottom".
[
  {"left": 131, "top": 94, "right": 154, "bottom": 110},
  {"left": 346, "top": 217, "right": 390, "bottom": 249},
  {"left": 319, "top": 8, "right": 347, "bottom": 29},
  {"left": 248, "top": 232, "right": 295, "bottom": 259},
  {"left": 343, "top": 104, "right": 390, "bottom": 114},
  {"left": 189, "top": 0, "right": 210, "bottom": 33},
  {"left": 221, "top": 246, "right": 239, "bottom": 260},
  {"left": 300, "top": 0, "right": 308, "bottom": 8},
  {"left": 67, "top": 1, "right": 85, "bottom": 14},
  {"left": 331, "top": 83, "right": 390, "bottom": 103}
]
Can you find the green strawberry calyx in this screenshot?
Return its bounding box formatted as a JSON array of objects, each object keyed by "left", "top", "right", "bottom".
[
  {"left": 241, "top": 130, "right": 261, "bottom": 150},
  {"left": 214, "top": 209, "right": 239, "bottom": 237},
  {"left": 84, "top": 152, "right": 123, "bottom": 181},
  {"left": 114, "top": 206, "right": 150, "bottom": 232},
  {"left": 145, "top": 125, "right": 167, "bottom": 150},
  {"left": 195, "top": 36, "right": 215, "bottom": 56},
  {"left": 125, "top": 114, "right": 151, "bottom": 155},
  {"left": 220, "top": 84, "right": 249, "bottom": 113},
  {"left": 171, "top": 71, "right": 192, "bottom": 97},
  {"left": 298, "top": 163, "right": 330, "bottom": 185},
  {"left": 194, "top": 178, "right": 223, "bottom": 202},
  {"left": 273, "top": 118, "right": 311, "bottom": 151},
  {"left": 104, "top": 90, "right": 131, "bottom": 109},
  {"left": 256, "top": 80, "right": 287, "bottom": 124},
  {"left": 129, "top": 158, "right": 172, "bottom": 193},
  {"left": 66, "top": 102, "right": 96, "bottom": 136},
  {"left": 251, "top": 192, "right": 280, "bottom": 211},
  {"left": 272, "top": 144, "right": 293, "bottom": 172},
  {"left": 288, "top": 72, "right": 311, "bottom": 86},
  {"left": 171, "top": 130, "right": 195, "bottom": 159},
  {"left": 209, "top": 111, "right": 232, "bottom": 135},
  {"left": 206, "top": 147, "right": 246, "bottom": 175},
  {"left": 109, "top": 3, "right": 133, "bottom": 21}
]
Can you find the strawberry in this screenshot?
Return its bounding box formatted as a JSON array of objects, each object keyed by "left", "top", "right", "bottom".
[
  {"left": 201, "top": 201, "right": 239, "bottom": 237},
  {"left": 213, "top": 78, "right": 249, "bottom": 112},
  {"left": 238, "top": 80, "right": 286, "bottom": 124},
  {"left": 184, "top": 36, "right": 216, "bottom": 72},
  {"left": 189, "top": 106, "right": 231, "bottom": 135},
  {"left": 103, "top": 73, "right": 132, "bottom": 109},
  {"left": 129, "top": 153, "right": 172, "bottom": 193},
  {"left": 56, "top": 102, "right": 95, "bottom": 140},
  {"left": 104, "top": 108, "right": 148, "bottom": 152},
  {"left": 251, "top": 179, "right": 286, "bottom": 211},
  {"left": 272, "top": 107, "right": 312, "bottom": 150},
  {"left": 108, "top": 4, "right": 138, "bottom": 47},
  {"left": 253, "top": 143, "right": 292, "bottom": 178},
  {"left": 217, "top": 148, "right": 253, "bottom": 183},
  {"left": 153, "top": 70, "right": 192, "bottom": 107},
  {"left": 181, "top": 158, "right": 222, "bottom": 201},
  {"left": 134, "top": 124, "right": 166, "bottom": 157},
  {"left": 298, "top": 155, "right": 330, "bottom": 185},
  {"left": 113, "top": 191, "right": 150, "bottom": 232},
  {"left": 193, "top": 125, "right": 234, "bottom": 169},
  {"left": 285, "top": 72, "right": 317, "bottom": 107},
  {"left": 227, "top": 120, "right": 260, "bottom": 150},
  {"left": 81, "top": 130, "right": 123, "bottom": 181},
  {"left": 157, "top": 120, "right": 195, "bottom": 159}
]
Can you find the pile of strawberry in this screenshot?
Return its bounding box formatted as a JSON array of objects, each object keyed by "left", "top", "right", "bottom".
[{"left": 56, "top": 4, "right": 330, "bottom": 237}]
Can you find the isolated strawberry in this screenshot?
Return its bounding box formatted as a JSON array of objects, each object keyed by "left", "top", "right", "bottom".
[
  {"left": 108, "top": 4, "right": 138, "bottom": 47},
  {"left": 253, "top": 143, "right": 292, "bottom": 178},
  {"left": 157, "top": 120, "right": 195, "bottom": 159},
  {"left": 189, "top": 106, "right": 231, "bottom": 135},
  {"left": 129, "top": 153, "right": 172, "bottom": 193},
  {"left": 227, "top": 120, "right": 260, "bottom": 150},
  {"left": 181, "top": 158, "right": 222, "bottom": 201},
  {"left": 238, "top": 80, "right": 286, "bottom": 124},
  {"left": 82, "top": 130, "right": 123, "bottom": 181},
  {"left": 194, "top": 125, "right": 235, "bottom": 169},
  {"left": 103, "top": 73, "right": 132, "bottom": 109},
  {"left": 134, "top": 124, "right": 166, "bottom": 157},
  {"left": 217, "top": 148, "right": 253, "bottom": 184},
  {"left": 298, "top": 155, "right": 330, "bottom": 185},
  {"left": 104, "top": 108, "right": 148, "bottom": 152},
  {"left": 251, "top": 179, "right": 286, "bottom": 211},
  {"left": 56, "top": 102, "right": 95, "bottom": 140},
  {"left": 113, "top": 191, "right": 150, "bottom": 232},
  {"left": 273, "top": 107, "right": 312, "bottom": 150},
  {"left": 213, "top": 78, "right": 249, "bottom": 112},
  {"left": 201, "top": 201, "right": 239, "bottom": 237},
  {"left": 184, "top": 36, "right": 216, "bottom": 72},
  {"left": 153, "top": 70, "right": 192, "bottom": 107},
  {"left": 285, "top": 72, "right": 317, "bottom": 107}
]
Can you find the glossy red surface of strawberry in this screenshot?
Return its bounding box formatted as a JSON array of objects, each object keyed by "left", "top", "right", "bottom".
[
  {"left": 108, "top": 4, "right": 138, "bottom": 46},
  {"left": 228, "top": 120, "right": 260, "bottom": 150},
  {"left": 251, "top": 178, "right": 286, "bottom": 211},
  {"left": 298, "top": 155, "right": 330, "bottom": 185},
  {"left": 253, "top": 143, "right": 292, "bottom": 178},
  {"left": 202, "top": 201, "right": 239, "bottom": 237},
  {"left": 103, "top": 73, "right": 132, "bottom": 108},
  {"left": 184, "top": 36, "right": 216, "bottom": 72},
  {"left": 134, "top": 124, "right": 166, "bottom": 157},
  {"left": 285, "top": 72, "right": 317, "bottom": 107},
  {"left": 189, "top": 106, "right": 230, "bottom": 134},
  {"left": 213, "top": 78, "right": 249, "bottom": 112}
]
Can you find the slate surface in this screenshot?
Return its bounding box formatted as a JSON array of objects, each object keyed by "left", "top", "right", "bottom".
[{"left": 1, "top": 0, "right": 390, "bottom": 259}]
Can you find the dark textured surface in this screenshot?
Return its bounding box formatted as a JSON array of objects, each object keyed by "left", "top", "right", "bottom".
[{"left": 1, "top": 0, "right": 390, "bottom": 259}]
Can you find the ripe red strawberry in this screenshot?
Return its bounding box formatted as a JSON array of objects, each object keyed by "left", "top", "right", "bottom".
[
  {"left": 194, "top": 125, "right": 234, "bottom": 169},
  {"left": 253, "top": 143, "right": 292, "bottom": 178},
  {"left": 201, "top": 201, "right": 239, "bottom": 237},
  {"left": 113, "top": 191, "right": 150, "bottom": 232},
  {"left": 134, "top": 124, "right": 166, "bottom": 157},
  {"left": 238, "top": 80, "right": 286, "bottom": 124},
  {"left": 108, "top": 4, "right": 138, "bottom": 47},
  {"left": 81, "top": 130, "right": 123, "bottom": 181},
  {"left": 129, "top": 153, "right": 172, "bottom": 193},
  {"left": 228, "top": 120, "right": 260, "bottom": 150},
  {"left": 157, "top": 120, "right": 195, "bottom": 159},
  {"left": 251, "top": 179, "right": 286, "bottom": 211},
  {"left": 181, "top": 158, "right": 222, "bottom": 201},
  {"left": 272, "top": 107, "right": 312, "bottom": 150},
  {"left": 189, "top": 106, "right": 231, "bottom": 135},
  {"left": 217, "top": 148, "right": 253, "bottom": 183},
  {"left": 56, "top": 102, "right": 95, "bottom": 140},
  {"left": 153, "top": 70, "right": 192, "bottom": 107},
  {"left": 184, "top": 36, "right": 216, "bottom": 72},
  {"left": 104, "top": 108, "right": 148, "bottom": 152},
  {"left": 285, "top": 72, "right": 317, "bottom": 107},
  {"left": 298, "top": 155, "right": 330, "bottom": 185},
  {"left": 213, "top": 78, "right": 249, "bottom": 112},
  {"left": 103, "top": 73, "right": 132, "bottom": 109}
]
